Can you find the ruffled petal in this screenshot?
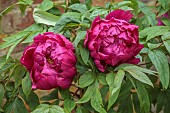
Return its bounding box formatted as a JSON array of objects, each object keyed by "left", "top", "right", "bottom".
[
  {"left": 91, "top": 16, "right": 101, "bottom": 29},
  {"left": 94, "top": 60, "right": 107, "bottom": 72},
  {"left": 106, "top": 9, "right": 133, "bottom": 22},
  {"left": 20, "top": 45, "right": 36, "bottom": 72},
  {"left": 57, "top": 77, "right": 72, "bottom": 89},
  {"left": 128, "top": 58, "right": 140, "bottom": 64}
]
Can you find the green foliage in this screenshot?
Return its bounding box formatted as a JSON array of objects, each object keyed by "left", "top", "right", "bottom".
[
  {"left": 38, "top": 0, "right": 54, "bottom": 11},
  {"left": 78, "top": 71, "right": 95, "bottom": 88},
  {"left": 106, "top": 70, "right": 125, "bottom": 110},
  {"left": 20, "top": 89, "right": 39, "bottom": 111},
  {"left": 33, "top": 8, "right": 59, "bottom": 26},
  {"left": 148, "top": 50, "right": 169, "bottom": 89},
  {"left": 4, "top": 97, "right": 28, "bottom": 113},
  {"left": 54, "top": 16, "right": 80, "bottom": 33},
  {"left": 32, "top": 104, "right": 64, "bottom": 113},
  {"left": 0, "top": 84, "right": 5, "bottom": 106},
  {"left": 139, "top": 26, "right": 170, "bottom": 41},
  {"left": 137, "top": 1, "right": 157, "bottom": 26},
  {"left": 59, "top": 89, "right": 71, "bottom": 100},
  {"left": 73, "top": 31, "right": 86, "bottom": 47},
  {"left": 1, "top": 0, "right": 170, "bottom": 113},
  {"left": 136, "top": 82, "right": 150, "bottom": 113},
  {"left": 40, "top": 89, "right": 58, "bottom": 101},
  {"left": 90, "top": 89, "right": 107, "bottom": 113},
  {"left": 64, "top": 99, "right": 76, "bottom": 112},
  {"left": 68, "top": 3, "right": 88, "bottom": 13},
  {"left": 22, "top": 72, "right": 32, "bottom": 98}
]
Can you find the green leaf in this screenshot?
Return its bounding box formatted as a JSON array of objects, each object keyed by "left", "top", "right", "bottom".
[
  {"left": 156, "top": 92, "right": 164, "bottom": 113},
  {"left": 22, "top": 24, "right": 44, "bottom": 43},
  {"left": 91, "top": 89, "right": 107, "bottom": 113},
  {"left": 59, "top": 89, "right": 71, "bottom": 99},
  {"left": 4, "top": 31, "right": 31, "bottom": 59},
  {"left": 38, "top": 0, "right": 53, "bottom": 11},
  {"left": 33, "top": 8, "right": 59, "bottom": 26},
  {"left": 4, "top": 97, "right": 28, "bottom": 113},
  {"left": 97, "top": 73, "right": 107, "bottom": 85},
  {"left": 0, "top": 61, "right": 15, "bottom": 74},
  {"left": 115, "top": 64, "right": 157, "bottom": 75},
  {"left": 73, "top": 31, "right": 86, "bottom": 47},
  {"left": 116, "top": 1, "right": 132, "bottom": 7},
  {"left": 100, "top": 85, "right": 109, "bottom": 102},
  {"left": 6, "top": 38, "right": 23, "bottom": 60},
  {"left": 161, "top": 18, "right": 170, "bottom": 27},
  {"left": 78, "top": 71, "right": 95, "bottom": 88},
  {"left": 13, "top": 65, "right": 26, "bottom": 88},
  {"left": 0, "top": 84, "right": 5, "bottom": 105},
  {"left": 18, "top": 1, "right": 27, "bottom": 15},
  {"left": 119, "top": 6, "right": 133, "bottom": 11},
  {"left": 4, "top": 0, "right": 32, "bottom": 16},
  {"left": 162, "top": 32, "right": 170, "bottom": 54},
  {"left": 148, "top": 50, "right": 169, "bottom": 89},
  {"left": 118, "top": 94, "right": 133, "bottom": 113},
  {"left": 0, "top": 31, "right": 30, "bottom": 50},
  {"left": 22, "top": 31, "right": 43, "bottom": 43},
  {"left": 89, "top": 9, "right": 108, "bottom": 19},
  {"left": 68, "top": 3, "right": 88, "bottom": 13},
  {"left": 0, "top": 3, "right": 17, "bottom": 17},
  {"left": 119, "top": 80, "right": 133, "bottom": 99},
  {"left": 75, "top": 107, "right": 82, "bottom": 113},
  {"left": 5, "top": 82, "right": 15, "bottom": 92},
  {"left": 22, "top": 72, "right": 31, "bottom": 98},
  {"left": 0, "top": 55, "right": 8, "bottom": 69},
  {"left": 76, "top": 81, "right": 98, "bottom": 103},
  {"left": 54, "top": 16, "right": 80, "bottom": 33},
  {"left": 129, "top": 0, "right": 138, "bottom": 17},
  {"left": 125, "top": 69, "right": 153, "bottom": 87},
  {"left": 158, "top": 0, "right": 166, "bottom": 9},
  {"left": 32, "top": 104, "right": 64, "bottom": 113},
  {"left": 24, "top": 24, "right": 44, "bottom": 32},
  {"left": 85, "top": 0, "right": 92, "bottom": 9},
  {"left": 64, "top": 99, "right": 76, "bottom": 113},
  {"left": 147, "top": 43, "right": 162, "bottom": 50},
  {"left": 136, "top": 82, "right": 150, "bottom": 113},
  {"left": 41, "top": 89, "right": 58, "bottom": 101},
  {"left": 20, "top": 90, "right": 39, "bottom": 111},
  {"left": 139, "top": 26, "right": 170, "bottom": 41},
  {"left": 137, "top": 1, "right": 157, "bottom": 26},
  {"left": 62, "top": 12, "right": 81, "bottom": 20},
  {"left": 79, "top": 46, "right": 89, "bottom": 65},
  {"left": 106, "top": 70, "right": 125, "bottom": 110},
  {"left": 22, "top": 0, "right": 33, "bottom": 5},
  {"left": 132, "top": 93, "right": 141, "bottom": 113}
]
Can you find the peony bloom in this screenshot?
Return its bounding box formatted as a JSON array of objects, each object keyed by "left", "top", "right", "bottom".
[
  {"left": 84, "top": 9, "right": 143, "bottom": 72},
  {"left": 157, "top": 12, "right": 170, "bottom": 26},
  {"left": 21, "top": 32, "right": 76, "bottom": 90}
]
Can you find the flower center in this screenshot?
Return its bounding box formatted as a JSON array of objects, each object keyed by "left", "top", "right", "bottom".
[{"left": 47, "top": 57, "right": 54, "bottom": 64}]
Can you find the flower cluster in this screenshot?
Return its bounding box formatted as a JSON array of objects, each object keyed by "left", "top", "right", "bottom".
[{"left": 21, "top": 9, "right": 143, "bottom": 90}]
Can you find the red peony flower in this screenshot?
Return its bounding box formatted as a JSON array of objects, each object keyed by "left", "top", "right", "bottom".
[
  {"left": 84, "top": 9, "right": 144, "bottom": 72},
  {"left": 21, "top": 32, "right": 76, "bottom": 90}
]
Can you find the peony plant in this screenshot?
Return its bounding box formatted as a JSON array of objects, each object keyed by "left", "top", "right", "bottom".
[{"left": 0, "top": 0, "right": 170, "bottom": 113}]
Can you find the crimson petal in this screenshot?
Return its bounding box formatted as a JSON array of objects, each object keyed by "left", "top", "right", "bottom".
[{"left": 106, "top": 9, "right": 133, "bottom": 22}]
